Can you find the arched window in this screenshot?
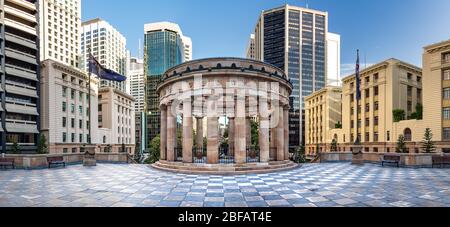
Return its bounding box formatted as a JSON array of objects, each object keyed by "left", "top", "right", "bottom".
[
  {"left": 198, "top": 65, "right": 204, "bottom": 70},
  {"left": 216, "top": 63, "right": 222, "bottom": 68},
  {"left": 261, "top": 67, "right": 266, "bottom": 72},
  {"left": 231, "top": 63, "right": 237, "bottom": 69},
  {"left": 404, "top": 128, "right": 412, "bottom": 141},
  {"left": 186, "top": 67, "right": 191, "bottom": 72},
  {"left": 249, "top": 65, "right": 254, "bottom": 70}
]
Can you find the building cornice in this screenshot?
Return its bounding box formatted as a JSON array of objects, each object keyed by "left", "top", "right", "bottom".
[
  {"left": 424, "top": 39, "right": 450, "bottom": 53},
  {"left": 99, "top": 87, "right": 136, "bottom": 102}
]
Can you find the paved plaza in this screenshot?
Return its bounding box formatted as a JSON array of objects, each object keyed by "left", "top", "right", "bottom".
[{"left": 1, "top": 163, "right": 450, "bottom": 207}]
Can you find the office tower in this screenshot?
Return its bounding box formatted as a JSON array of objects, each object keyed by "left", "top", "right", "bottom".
[
  {"left": 182, "top": 36, "right": 192, "bottom": 62},
  {"left": 128, "top": 57, "right": 145, "bottom": 154},
  {"left": 327, "top": 33, "right": 340, "bottom": 86},
  {"left": 39, "top": 0, "right": 81, "bottom": 68},
  {"left": 246, "top": 34, "right": 255, "bottom": 59},
  {"left": 252, "top": 4, "right": 337, "bottom": 148},
  {"left": 0, "top": 0, "right": 40, "bottom": 152},
  {"left": 81, "top": 18, "right": 128, "bottom": 92},
  {"left": 144, "top": 22, "right": 191, "bottom": 143}
]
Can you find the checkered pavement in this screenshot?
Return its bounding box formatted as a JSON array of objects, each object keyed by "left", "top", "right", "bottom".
[{"left": 0, "top": 163, "right": 449, "bottom": 207}]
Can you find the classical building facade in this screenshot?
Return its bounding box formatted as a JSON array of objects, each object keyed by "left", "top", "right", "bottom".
[
  {"left": 305, "top": 86, "right": 342, "bottom": 156},
  {"left": 98, "top": 87, "right": 135, "bottom": 155},
  {"left": 40, "top": 59, "right": 99, "bottom": 154},
  {"left": 252, "top": 4, "right": 340, "bottom": 149},
  {"left": 157, "top": 58, "right": 292, "bottom": 166},
  {"left": 81, "top": 18, "right": 128, "bottom": 92},
  {"left": 1, "top": 0, "right": 41, "bottom": 153},
  {"left": 144, "top": 22, "right": 191, "bottom": 143},
  {"left": 39, "top": 0, "right": 81, "bottom": 68}
]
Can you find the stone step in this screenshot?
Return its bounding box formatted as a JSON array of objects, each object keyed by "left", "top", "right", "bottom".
[{"left": 150, "top": 161, "right": 299, "bottom": 175}]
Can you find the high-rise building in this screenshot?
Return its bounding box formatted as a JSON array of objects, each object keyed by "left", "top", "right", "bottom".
[
  {"left": 327, "top": 33, "right": 341, "bottom": 86},
  {"left": 39, "top": 0, "right": 81, "bottom": 68},
  {"left": 246, "top": 34, "right": 255, "bottom": 59},
  {"left": 144, "top": 22, "right": 191, "bottom": 143},
  {"left": 0, "top": 0, "right": 41, "bottom": 152},
  {"left": 252, "top": 4, "right": 337, "bottom": 148},
  {"left": 128, "top": 57, "right": 146, "bottom": 155},
  {"left": 182, "top": 36, "right": 192, "bottom": 62},
  {"left": 80, "top": 18, "right": 128, "bottom": 92}
]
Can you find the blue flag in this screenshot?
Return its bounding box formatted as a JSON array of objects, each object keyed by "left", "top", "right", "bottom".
[
  {"left": 355, "top": 50, "right": 361, "bottom": 101},
  {"left": 88, "top": 54, "right": 126, "bottom": 82}
]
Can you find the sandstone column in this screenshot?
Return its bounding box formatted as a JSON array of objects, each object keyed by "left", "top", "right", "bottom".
[
  {"left": 276, "top": 105, "right": 285, "bottom": 161},
  {"left": 270, "top": 125, "right": 277, "bottom": 161},
  {"left": 259, "top": 99, "right": 270, "bottom": 163},
  {"left": 195, "top": 117, "right": 203, "bottom": 149},
  {"left": 235, "top": 90, "right": 247, "bottom": 164},
  {"left": 182, "top": 99, "right": 193, "bottom": 163},
  {"left": 284, "top": 106, "right": 290, "bottom": 161},
  {"left": 246, "top": 118, "right": 252, "bottom": 147},
  {"left": 207, "top": 97, "right": 219, "bottom": 164},
  {"left": 166, "top": 103, "right": 176, "bottom": 162},
  {"left": 160, "top": 105, "right": 167, "bottom": 160},
  {"left": 228, "top": 117, "right": 235, "bottom": 156}
]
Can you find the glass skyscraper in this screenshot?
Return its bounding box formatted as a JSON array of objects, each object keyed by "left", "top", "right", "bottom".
[
  {"left": 253, "top": 5, "right": 330, "bottom": 148},
  {"left": 144, "top": 22, "right": 190, "bottom": 143}
]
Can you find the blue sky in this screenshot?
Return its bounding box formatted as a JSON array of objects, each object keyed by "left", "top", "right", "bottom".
[{"left": 83, "top": 0, "right": 450, "bottom": 77}]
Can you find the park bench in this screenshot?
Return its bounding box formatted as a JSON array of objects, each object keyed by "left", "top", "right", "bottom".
[
  {"left": 47, "top": 156, "right": 66, "bottom": 168},
  {"left": 0, "top": 158, "right": 15, "bottom": 169},
  {"left": 381, "top": 155, "right": 400, "bottom": 168},
  {"left": 432, "top": 156, "right": 450, "bottom": 168}
]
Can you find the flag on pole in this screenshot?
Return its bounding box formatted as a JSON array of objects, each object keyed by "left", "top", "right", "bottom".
[
  {"left": 88, "top": 54, "right": 126, "bottom": 82},
  {"left": 355, "top": 49, "right": 361, "bottom": 101}
]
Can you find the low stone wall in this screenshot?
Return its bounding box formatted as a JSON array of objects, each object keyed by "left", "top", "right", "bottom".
[
  {"left": 3, "top": 153, "right": 130, "bottom": 169},
  {"left": 319, "top": 152, "right": 447, "bottom": 168}
]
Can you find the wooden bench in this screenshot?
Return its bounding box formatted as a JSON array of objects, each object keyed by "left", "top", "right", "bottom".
[
  {"left": 0, "top": 158, "right": 15, "bottom": 169},
  {"left": 47, "top": 156, "right": 66, "bottom": 168},
  {"left": 432, "top": 156, "right": 450, "bottom": 168},
  {"left": 381, "top": 155, "right": 400, "bottom": 168}
]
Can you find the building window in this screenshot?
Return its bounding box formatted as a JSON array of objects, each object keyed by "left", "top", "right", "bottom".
[
  {"left": 374, "top": 101, "right": 379, "bottom": 111},
  {"left": 365, "top": 132, "right": 370, "bottom": 142},
  {"left": 62, "top": 117, "right": 67, "bottom": 127},
  {"left": 71, "top": 118, "right": 75, "bottom": 128},
  {"left": 374, "top": 116, "right": 379, "bottom": 126},
  {"left": 63, "top": 148, "right": 68, "bottom": 153},
  {"left": 71, "top": 104, "right": 75, "bottom": 113},
  {"left": 79, "top": 120, "right": 83, "bottom": 129},
  {"left": 62, "top": 102, "right": 67, "bottom": 112},
  {"left": 387, "top": 131, "right": 391, "bottom": 141},
  {"left": 407, "top": 101, "right": 413, "bottom": 112},
  {"left": 374, "top": 132, "right": 379, "bottom": 142},
  {"left": 407, "top": 86, "right": 413, "bottom": 97},
  {"left": 444, "top": 70, "right": 450, "bottom": 80},
  {"left": 407, "top": 73, "right": 413, "bottom": 81},
  {"left": 444, "top": 128, "right": 450, "bottom": 141},
  {"left": 365, "top": 104, "right": 370, "bottom": 112},
  {"left": 374, "top": 148, "right": 379, "bottom": 153},
  {"left": 444, "top": 108, "right": 450, "bottom": 120},
  {"left": 62, "top": 133, "right": 67, "bottom": 143},
  {"left": 72, "top": 148, "right": 77, "bottom": 153},
  {"left": 374, "top": 73, "right": 379, "bottom": 82},
  {"left": 71, "top": 89, "right": 75, "bottom": 100},
  {"left": 62, "top": 87, "right": 67, "bottom": 97},
  {"left": 404, "top": 128, "right": 412, "bottom": 142},
  {"left": 374, "top": 86, "right": 379, "bottom": 96},
  {"left": 71, "top": 133, "right": 75, "bottom": 143},
  {"left": 365, "top": 118, "right": 370, "bottom": 127},
  {"left": 443, "top": 88, "right": 450, "bottom": 100},
  {"left": 365, "top": 89, "right": 370, "bottom": 98}
]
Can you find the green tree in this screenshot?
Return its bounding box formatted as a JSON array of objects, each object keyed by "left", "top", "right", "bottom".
[
  {"left": 292, "top": 146, "right": 306, "bottom": 163},
  {"left": 396, "top": 135, "right": 407, "bottom": 153},
  {"left": 393, "top": 109, "right": 406, "bottom": 122},
  {"left": 331, "top": 138, "right": 338, "bottom": 152},
  {"left": 11, "top": 141, "right": 21, "bottom": 154},
  {"left": 335, "top": 121, "right": 342, "bottom": 129},
  {"left": 422, "top": 128, "right": 436, "bottom": 153},
  {"left": 36, "top": 134, "right": 48, "bottom": 154},
  {"left": 250, "top": 119, "right": 259, "bottom": 146},
  {"left": 144, "top": 135, "right": 160, "bottom": 164}
]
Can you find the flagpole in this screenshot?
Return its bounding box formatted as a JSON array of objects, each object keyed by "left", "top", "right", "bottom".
[
  {"left": 355, "top": 49, "right": 361, "bottom": 146},
  {"left": 88, "top": 49, "right": 92, "bottom": 145}
]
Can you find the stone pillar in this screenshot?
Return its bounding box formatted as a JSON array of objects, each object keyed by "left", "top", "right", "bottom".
[
  {"left": 207, "top": 96, "right": 219, "bottom": 164},
  {"left": 270, "top": 126, "right": 277, "bottom": 161},
  {"left": 228, "top": 117, "right": 235, "bottom": 156},
  {"left": 276, "top": 106, "right": 285, "bottom": 161},
  {"left": 166, "top": 103, "right": 176, "bottom": 162},
  {"left": 259, "top": 99, "right": 270, "bottom": 163},
  {"left": 195, "top": 117, "right": 203, "bottom": 149},
  {"left": 235, "top": 91, "right": 246, "bottom": 164},
  {"left": 284, "top": 107, "right": 290, "bottom": 161},
  {"left": 160, "top": 105, "right": 167, "bottom": 160},
  {"left": 207, "top": 117, "right": 219, "bottom": 164},
  {"left": 183, "top": 99, "right": 193, "bottom": 163},
  {"left": 246, "top": 118, "right": 252, "bottom": 147}
]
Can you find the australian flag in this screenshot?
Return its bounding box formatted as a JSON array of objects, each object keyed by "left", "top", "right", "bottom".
[
  {"left": 88, "top": 54, "right": 126, "bottom": 82},
  {"left": 355, "top": 49, "right": 361, "bottom": 101}
]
